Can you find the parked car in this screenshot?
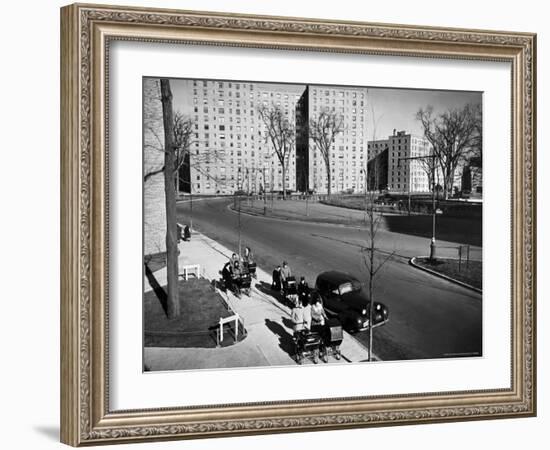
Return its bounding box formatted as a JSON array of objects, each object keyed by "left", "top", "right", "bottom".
[{"left": 315, "top": 271, "right": 389, "bottom": 333}]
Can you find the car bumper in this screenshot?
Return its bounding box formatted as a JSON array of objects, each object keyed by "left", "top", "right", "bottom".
[{"left": 355, "top": 318, "right": 389, "bottom": 332}]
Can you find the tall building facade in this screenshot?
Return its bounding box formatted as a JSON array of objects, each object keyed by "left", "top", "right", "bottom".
[
  {"left": 297, "top": 85, "right": 369, "bottom": 193},
  {"left": 295, "top": 86, "right": 310, "bottom": 193},
  {"left": 183, "top": 80, "right": 304, "bottom": 195},
  {"left": 143, "top": 78, "right": 167, "bottom": 255},
  {"left": 368, "top": 130, "right": 432, "bottom": 193}
]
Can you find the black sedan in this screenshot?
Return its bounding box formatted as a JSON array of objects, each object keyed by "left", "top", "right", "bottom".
[{"left": 315, "top": 271, "right": 389, "bottom": 333}]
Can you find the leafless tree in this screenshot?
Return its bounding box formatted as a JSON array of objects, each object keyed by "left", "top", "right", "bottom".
[
  {"left": 362, "top": 95, "right": 393, "bottom": 359},
  {"left": 309, "top": 109, "right": 344, "bottom": 196},
  {"left": 416, "top": 104, "right": 482, "bottom": 199},
  {"left": 145, "top": 111, "right": 225, "bottom": 188},
  {"left": 257, "top": 103, "right": 295, "bottom": 200},
  {"left": 417, "top": 148, "right": 440, "bottom": 195},
  {"left": 361, "top": 162, "right": 395, "bottom": 361},
  {"left": 159, "top": 79, "right": 180, "bottom": 319}
]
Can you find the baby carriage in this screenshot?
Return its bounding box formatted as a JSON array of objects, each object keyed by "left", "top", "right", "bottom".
[
  {"left": 294, "top": 328, "right": 322, "bottom": 365},
  {"left": 283, "top": 276, "right": 298, "bottom": 306},
  {"left": 234, "top": 271, "right": 252, "bottom": 298},
  {"left": 318, "top": 318, "right": 343, "bottom": 362},
  {"left": 245, "top": 261, "right": 257, "bottom": 278}
]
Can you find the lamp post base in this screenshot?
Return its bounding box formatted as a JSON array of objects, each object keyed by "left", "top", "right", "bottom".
[{"left": 429, "top": 238, "right": 436, "bottom": 261}]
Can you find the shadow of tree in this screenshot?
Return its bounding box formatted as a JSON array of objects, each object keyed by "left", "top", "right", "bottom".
[{"left": 144, "top": 263, "right": 168, "bottom": 316}]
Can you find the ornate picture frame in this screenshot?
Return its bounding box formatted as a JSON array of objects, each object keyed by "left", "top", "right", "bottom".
[{"left": 60, "top": 3, "right": 536, "bottom": 446}]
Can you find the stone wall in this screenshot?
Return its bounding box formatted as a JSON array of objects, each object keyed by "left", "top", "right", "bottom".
[{"left": 143, "top": 78, "right": 166, "bottom": 256}]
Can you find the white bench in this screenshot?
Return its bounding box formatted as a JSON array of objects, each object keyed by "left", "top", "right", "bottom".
[{"left": 180, "top": 264, "right": 200, "bottom": 280}]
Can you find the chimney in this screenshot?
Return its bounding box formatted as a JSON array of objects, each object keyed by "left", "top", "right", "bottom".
[{"left": 393, "top": 128, "right": 396, "bottom": 136}]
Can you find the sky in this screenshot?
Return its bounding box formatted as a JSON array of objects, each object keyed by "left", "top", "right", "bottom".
[
  {"left": 366, "top": 87, "right": 482, "bottom": 139},
  {"left": 167, "top": 78, "right": 481, "bottom": 140}
]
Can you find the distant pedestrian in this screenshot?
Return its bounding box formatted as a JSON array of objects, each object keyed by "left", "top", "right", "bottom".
[
  {"left": 280, "top": 261, "right": 293, "bottom": 296},
  {"left": 297, "top": 276, "right": 310, "bottom": 305},
  {"left": 272, "top": 265, "right": 282, "bottom": 291},
  {"left": 280, "top": 261, "right": 292, "bottom": 283},
  {"left": 183, "top": 224, "right": 191, "bottom": 241},
  {"left": 243, "top": 247, "right": 253, "bottom": 265}
]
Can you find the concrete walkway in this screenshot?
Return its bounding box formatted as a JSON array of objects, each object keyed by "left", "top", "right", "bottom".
[{"left": 144, "top": 231, "right": 372, "bottom": 371}]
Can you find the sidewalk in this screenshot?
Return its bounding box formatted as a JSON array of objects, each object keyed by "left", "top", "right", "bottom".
[{"left": 144, "top": 231, "right": 372, "bottom": 371}]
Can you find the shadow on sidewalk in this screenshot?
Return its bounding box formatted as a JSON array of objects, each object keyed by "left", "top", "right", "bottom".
[
  {"left": 144, "top": 263, "right": 168, "bottom": 316},
  {"left": 255, "top": 281, "right": 287, "bottom": 306},
  {"left": 264, "top": 318, "right": 295, "bottom": 358}
]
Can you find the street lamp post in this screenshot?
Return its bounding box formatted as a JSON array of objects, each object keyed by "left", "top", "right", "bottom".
[
  {"left": 429, "top": 155, "right": 437, "bottom": 260},
  {"left": 398, "top": 153, "right": 437, "bottom": 260}
]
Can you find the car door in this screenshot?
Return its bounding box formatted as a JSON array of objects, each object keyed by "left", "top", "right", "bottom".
[
  {"left": 323, "top": 281, "right": 344, "bottom": 314},
  {"left": 316, "top": 279, "right": 330, "bottom": 305}
]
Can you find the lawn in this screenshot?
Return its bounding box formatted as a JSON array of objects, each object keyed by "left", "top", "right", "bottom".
[
  {"left": 144, "top": 276, "right": 245, "bottom": 348},
  {"left": 414, "top": 257, "right": 482, "bottom": 290}
]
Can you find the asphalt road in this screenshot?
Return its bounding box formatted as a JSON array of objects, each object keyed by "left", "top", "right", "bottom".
[{"left": 177, "top": 198, "right": 482, "bottom": 361}]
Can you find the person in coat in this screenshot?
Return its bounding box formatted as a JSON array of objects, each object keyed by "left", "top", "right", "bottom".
[
  {"left": 297, "top": 276, "right": 310, "bottom": 306},
  {"left": 272, "top": 265, "right": 282, "bottom": 291}
]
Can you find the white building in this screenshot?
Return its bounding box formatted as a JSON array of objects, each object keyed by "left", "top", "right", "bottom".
[{"left": 368, "top": 130, "right": 432, "bottom": 193}]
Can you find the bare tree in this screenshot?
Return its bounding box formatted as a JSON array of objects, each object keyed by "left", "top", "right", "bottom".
[
  {"left": 145, "top": 111, "right": 225, "bottom": 187},
  {"left": 416, "top": 104, "right": 482, "bottom": 199},
  {"left": 257, "top": 103, "right": 295, "bottom": 200},
  {"left": 362, "top": 94, "right": 393, "bottom": 359},
  {"left": 417, "top": 147, "right": 440, "bottom": 195},
  {"left": 159, "top": 79, "right": 179, "bottom": 319},
  {"left": 361, "top": 162, "right": 394, "bottom": 361},
  {"left": 309, "top": 109, "right": 344, "bottom": 196}
]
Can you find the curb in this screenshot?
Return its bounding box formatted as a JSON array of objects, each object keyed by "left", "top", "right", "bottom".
[{"left": 409, "top": 256, "right": 482, "bottom": 294}]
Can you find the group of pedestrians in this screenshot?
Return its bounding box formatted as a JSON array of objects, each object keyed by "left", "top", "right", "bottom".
[
  {"left": 221, "top": 247, "right": 255, "bottom": 295},
  {"left": 223, "top": 252, "right": 329, "bottom": 338},
  {"left": 291, "top": 288, "right": 328, "bottom": 335},
  {"left": 271, "top": 262, "right": 328, "bottom": 336},
  {"left": 271, "top": 261, "right": 292, "bottom": 292}
]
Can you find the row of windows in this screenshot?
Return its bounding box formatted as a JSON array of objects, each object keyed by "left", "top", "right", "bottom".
[{"left": 310, "top": 89, "right": 366, "bottom": 99}]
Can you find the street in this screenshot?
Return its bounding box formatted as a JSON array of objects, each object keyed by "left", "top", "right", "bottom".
[{"left": 177, "top": 197, "right": 482, "bottom": 361}]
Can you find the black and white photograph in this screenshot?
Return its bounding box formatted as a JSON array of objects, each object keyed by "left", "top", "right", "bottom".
[{"left": 143, "top": 77, "right": 483, "bottom": 372}]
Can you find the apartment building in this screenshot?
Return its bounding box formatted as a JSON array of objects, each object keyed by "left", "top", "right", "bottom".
[
  {"left": 296, "top": 85, "right": 369, "bottom": 193},
  {"left": 182, "top": 79, "right": 304, "bottom": 195},
  {"left": 368, "top": 130, "right": 432, "bottom": 193}
]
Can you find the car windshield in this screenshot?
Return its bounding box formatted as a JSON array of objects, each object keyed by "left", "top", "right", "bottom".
[{"left": 338, "top": 281, "right": 361, "bottom": 295}]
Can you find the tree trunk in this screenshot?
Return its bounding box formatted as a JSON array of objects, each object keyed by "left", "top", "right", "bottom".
[
  {"left": 327, "top": 168, "right": 332, "bottom": 196},
  {"left": 160, "top": 79, "right": 180, "bottom": 319}
]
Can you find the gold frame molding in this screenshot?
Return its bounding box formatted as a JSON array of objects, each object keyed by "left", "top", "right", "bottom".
[{"left": 60, "top": 3, "right": 537, "bottom": 446}]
